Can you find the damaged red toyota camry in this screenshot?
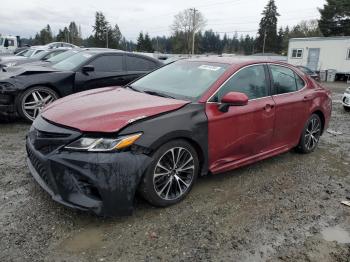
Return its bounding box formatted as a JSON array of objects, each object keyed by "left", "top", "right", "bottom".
[{"left": 26, "top": 58, "right": 332, "bottom": 216}]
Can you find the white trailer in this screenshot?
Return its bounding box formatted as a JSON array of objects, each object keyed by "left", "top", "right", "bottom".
[
  {"left": 287, "top": 36, "right": 350, "bottom": 78},
  {"left": 0, "top": 35, "right": 19, "bottom": 54}
]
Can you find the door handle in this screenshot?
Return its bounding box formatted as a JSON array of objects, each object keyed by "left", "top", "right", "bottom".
[
  {"left": 263, "top": 104, "right": 274, "bottom": 111},
  {"left": 303, "top": 95, "right": 312, "bottom": 101}
]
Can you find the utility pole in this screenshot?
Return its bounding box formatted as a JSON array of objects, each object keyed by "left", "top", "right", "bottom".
[
  {"left": 262, "top": 29, "right": 267, "bottom": 55},
  {"left": 190, "top": 8, "right": 197, "bottom": 56},
  {"left": 106, "top": 29, "right": 109, "bottom": 48}
]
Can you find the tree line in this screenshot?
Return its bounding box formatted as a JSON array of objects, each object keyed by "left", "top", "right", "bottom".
[{"left": 21, "top": 0, "right": 349, "bottom": 55}]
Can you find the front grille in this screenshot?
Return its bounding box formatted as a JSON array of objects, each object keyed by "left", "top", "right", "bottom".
[
  {"left": 27, "top": 145, "right": 54, "bottom": 189},
  {"left": 28, "top": 128, "right": 76, "bottom": 155}
]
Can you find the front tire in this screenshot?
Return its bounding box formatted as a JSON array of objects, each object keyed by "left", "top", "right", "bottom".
[
  {"left": 139, "top": 139, "right": 199, "bottom": 207},
  {"left": 17, "top": 86, "right": 59, "bottom": 122},
  {"left": 297, "top": 114, "right": 322, "bottom": 154}
]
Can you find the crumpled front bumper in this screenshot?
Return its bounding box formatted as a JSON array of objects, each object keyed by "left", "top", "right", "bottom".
[
  {"left": 0, "top": 93, "right": 16, "bottom": 117},
  {"left": 26, "top": 116, "right": 152, "bottom": 216}
]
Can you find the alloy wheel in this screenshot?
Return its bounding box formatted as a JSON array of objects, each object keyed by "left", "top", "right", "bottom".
[
  {"left": 153, "top": 147, "right": 195, "bottom": 201},
  {"left": 304, "top": 116, "right": 321, "bottom": 151},
  {"left": 22, "top": 89, "right": 57, "bottom": 121}
]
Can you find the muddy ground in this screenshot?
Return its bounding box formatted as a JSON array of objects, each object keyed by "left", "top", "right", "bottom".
[{"left": 1, "top": 82, "right": 350, "bottom": 262}]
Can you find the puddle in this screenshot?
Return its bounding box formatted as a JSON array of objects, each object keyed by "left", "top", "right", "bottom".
[
  {"left": 321, "top": 226, "right": 350, "bottom": 244},
  {"left": 60, "top": 227, "right": 105, "bottom": 253}
]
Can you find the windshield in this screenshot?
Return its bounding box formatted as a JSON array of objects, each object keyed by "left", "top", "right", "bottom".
[
  {"left": 16, "top": 49, "right": 29, "bottom": 56},
  {"left": 130, "top": 61, "right": 228, "bottom": 101},
  {"left": 47, "top": 49, "right": 80, "bottom": 63},
  {"left": 52, "top": 52, "right": 92, "bottom": 71},
  {"left": 32, "top": 50, "right": 49, "bottom": 59},
  {"left": 20, "top": 49, "right": 36, "bottom": 57}
]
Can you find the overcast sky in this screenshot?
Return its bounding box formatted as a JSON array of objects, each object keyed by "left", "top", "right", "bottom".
[{"left": 0, "top": 0, "right": 326, "bottom": 41}]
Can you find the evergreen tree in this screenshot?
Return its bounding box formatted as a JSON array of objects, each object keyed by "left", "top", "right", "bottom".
[
  {"left": 68, "top": 22, "right": 82, "bottom": 45},
  {"left": 92, "top": 11, "right": 109, "bottom": 47},
  {"left": 136, "top": 32, "right": 145, "bottom": 51},
  {"left": 277, "top": 27, "right": 284, "bottom": 54},
  {"left": 110, "top": 24, "right": 122, "bottom": 49},
  {"left": 256, "top": 0, "right": 280, "bottom": 53},
  {"left": 143, "top": 33, "right": 154, "bottom": 52},
  {"left": 34, "top": 24, "right": 53, "bottom": 44},
  {"left": 319, "top": 0, "right": 350, "bottom": 36}
]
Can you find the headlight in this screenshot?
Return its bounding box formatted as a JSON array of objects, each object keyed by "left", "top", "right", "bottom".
[
  {"left": 4, "top": 62, "right": 17, "bottom": 67},
  {"left": 345, "top": 88, "right": 350, "bottom": 94},
  {"left": 0, "top": 82, "right": 15, "bottom": 92},
  {"left": 64, "top": 133, "right": 142, "bottom": 152}
]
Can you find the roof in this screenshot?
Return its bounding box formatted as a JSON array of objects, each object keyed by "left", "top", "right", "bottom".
[
  {"left": 186, "top": 55, "right": 288, "bottom": 65},
  {"left": 289, "top": 36, "right": 350, "bottom": 42},
  {"left": 82, "top": 49, "right": 124, "bottom": 54}
]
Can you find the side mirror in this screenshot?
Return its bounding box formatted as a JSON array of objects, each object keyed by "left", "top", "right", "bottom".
[
  {"left": 82, "top": 65, "right": 95, "bottom": 74},
  {"left": 218, "top": 92, "right": 248, "bottom": 112}
]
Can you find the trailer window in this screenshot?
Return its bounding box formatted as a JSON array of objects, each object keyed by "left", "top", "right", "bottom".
[{"left": 291, "top": 49, "right": 303, "bottom": 59}]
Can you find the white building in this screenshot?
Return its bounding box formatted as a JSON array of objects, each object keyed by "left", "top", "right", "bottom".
[{"left": 287, "top": 36, "right": 350, "bottom": 76}]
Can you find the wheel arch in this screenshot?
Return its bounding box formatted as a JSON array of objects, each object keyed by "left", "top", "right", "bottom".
[
  {"left": 23, "top": 83, "right": 62, "bottom": 97},
  {"left": 311, "top": 109, "right": 325, "bottom": 134},
  {"left": 148, "top": 132, "right": 208, "bottom": 176}
]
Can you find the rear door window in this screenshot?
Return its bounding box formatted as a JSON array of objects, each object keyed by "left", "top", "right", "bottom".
[
  {"left": 270, "top": 65, "right": 299, "bottom": 94},
  {"left": 90, "top": 55, "right": 124, "bottom": 72},
  {"left": 126, "top": 55, "right": 158, "bottom": 71}
]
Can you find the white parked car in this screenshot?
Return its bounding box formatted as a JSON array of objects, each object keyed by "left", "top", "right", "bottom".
[
  {"left": 0, "top": 47, "right": 45, "bottom": 65},
  {"left": 342, "top": 87, "right": 350, "bottom": 111},
  {"left": 44, "top": 42, "right": 78, "bottom": 49}
]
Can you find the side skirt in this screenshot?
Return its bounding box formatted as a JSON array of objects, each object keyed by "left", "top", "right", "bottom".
[{"left": 210, "top": 144, "right": 295, "bottom": 175}]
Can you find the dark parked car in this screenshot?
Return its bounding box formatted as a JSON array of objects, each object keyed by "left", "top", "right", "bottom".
[
  {"left": 0, "top": 48, "right": 69, "bottom": 68},
  {"left": 296, "top": 66, "right": 320, "bottom": 81},
  {"left": 26, "top": 58, "right": 332, "bottom": 216},
  {"left": 0, "top": 50, "right": 162, "bottom": 121}
]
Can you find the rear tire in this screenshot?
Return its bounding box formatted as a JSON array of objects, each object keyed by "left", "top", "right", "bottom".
[
  {"left": 344, "top": 106, "right": 350, "bottom": 112},
  {"left": 297, "top": 114, "right": 322, "bottom": 154},
  {"left": 139, "top": 139, "right": 199, "bottom": 207},
  {"left": 17, "top": 86, "right": 59, "bottom": 122}
]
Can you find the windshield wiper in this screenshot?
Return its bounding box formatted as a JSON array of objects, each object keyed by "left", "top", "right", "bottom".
[
  {"left": 143, "top": 90, "right": 175, "bottom": 99},
  {"left": 125, "top": 85, "right": 142, "bottom": 93}
]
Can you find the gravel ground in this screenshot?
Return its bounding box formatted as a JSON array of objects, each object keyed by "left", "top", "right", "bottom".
[{"left": 0, "top": 82, "right": 350, "bottom": 262}]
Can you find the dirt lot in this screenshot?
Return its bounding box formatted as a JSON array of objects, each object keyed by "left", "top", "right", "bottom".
[{"left": 1, "top": 82, "right": 350, "bottom": 262}]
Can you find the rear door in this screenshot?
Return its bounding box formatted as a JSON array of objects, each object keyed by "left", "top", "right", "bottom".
[
  {"left": 206, "top": 64, "right": 276, "bottom": 173},
  {"left": 125, "top": 55, "right": 160, "bottom": 82},
  {"left": 74, "top": 54, "right": 129, "bottom": 92},
  {"left": 268, "top": 64, "right": 310, "bottom": 148}
]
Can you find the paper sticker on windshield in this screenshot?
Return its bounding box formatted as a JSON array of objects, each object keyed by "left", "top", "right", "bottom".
[
  {"left": 198, "top": 65, "right": 222, "bottom": 71},
  {"left": 82, "top": 54, "right": 92, "bottom": 58}
]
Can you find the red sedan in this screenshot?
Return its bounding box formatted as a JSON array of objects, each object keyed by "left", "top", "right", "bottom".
[{"left": 26, "top": 58, "right": 332, "bottom": 216}]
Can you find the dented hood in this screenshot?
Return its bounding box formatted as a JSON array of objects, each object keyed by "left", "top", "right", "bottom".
[{"left": 42, "top": 87, "right": 189, "bottom": 133}]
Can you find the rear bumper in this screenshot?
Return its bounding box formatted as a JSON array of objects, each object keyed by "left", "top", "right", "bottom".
[{"left": 26, "top": 117, "right": 152, "bottom": 216}]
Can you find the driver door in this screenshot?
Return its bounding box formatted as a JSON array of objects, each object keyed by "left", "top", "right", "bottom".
[
  {"left": 206, "top": 64, "right": 276, "bottom": 174},
  {"left": 74, "top": 54, "right": 129, "bottom": 92}
]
